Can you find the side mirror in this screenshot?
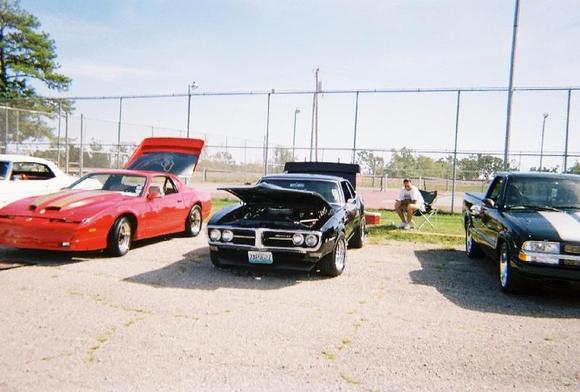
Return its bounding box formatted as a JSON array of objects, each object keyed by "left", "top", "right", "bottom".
[
  {"left": 483, "top": 198, "right": 495, "bottom": 208},
  {"left": 147, "top": 190, "right": 161, "bottom": 200}
]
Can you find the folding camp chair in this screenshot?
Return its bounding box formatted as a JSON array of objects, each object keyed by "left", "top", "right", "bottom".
[{"left": 414, "top": 190, "right": 438, "bottom": 230}]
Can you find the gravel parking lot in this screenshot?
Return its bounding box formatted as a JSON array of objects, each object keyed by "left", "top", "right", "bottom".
[{"left": 0, "top": 235, "right": 579, "bottom": 391}]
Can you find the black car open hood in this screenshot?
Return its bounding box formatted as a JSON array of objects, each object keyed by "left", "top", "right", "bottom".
[{"left": 219, "top": 183, "right": 331, "bottom": 210}]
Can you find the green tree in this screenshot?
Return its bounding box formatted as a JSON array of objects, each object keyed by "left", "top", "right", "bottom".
[
  {"left": 567, "top": 161, "right": 580, "bottom": 174},
  {"left": 0, "top": 0, "right": 71, "bottom": 149},
  {"left": 356, "top": 150, "right": 385, "bottom": 176},
  {"left": 384, "top": 147, "right": 417, "bottom": 178}
]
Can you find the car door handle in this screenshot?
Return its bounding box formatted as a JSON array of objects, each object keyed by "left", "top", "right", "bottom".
[{"left": 177, "top": 200, "right": 182, "bottom": 203}]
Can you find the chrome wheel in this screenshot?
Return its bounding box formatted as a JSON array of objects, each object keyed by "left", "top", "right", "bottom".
[
  {"left": 499, "top": 243, "right": 509, "bottom": 289},
  {"left": 117, "top": 220, "right": 131, "bottom": 254},
  {"left": 334, "top": 238, "right": 346, "bottom": 272},
  {"left": 466, "top": 230, "right": 473, "bottom": 253},
  {"left": 188, "top": 206, "right": 202, "bottom": 237}
]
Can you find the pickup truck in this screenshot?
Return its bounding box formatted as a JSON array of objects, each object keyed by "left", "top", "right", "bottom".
[{"left": 463, "top": 172, "right": 580, "bottom": 293}]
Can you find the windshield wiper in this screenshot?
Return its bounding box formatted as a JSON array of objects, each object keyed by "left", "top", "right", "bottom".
[
  {"left": 552, "top": 205, "right": 580, "bottom": 210},
  {"left": 508, "top": 204, "right": 562, "bottom": 212}
]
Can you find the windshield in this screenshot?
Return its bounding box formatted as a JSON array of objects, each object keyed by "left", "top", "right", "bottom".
[
  {"left": 260, "top": 178, "right": 342, "bottom": 204},
  {"left": 505, "top": 176, "right": 580, "bottom": 210},
  {"left": 126, "top": 152, "right": 198, "bottom": 177},
  {"left": 69, "top": 173, "right": 147, "bottom": 197},
  {"left": 0, "top": 161, "right": 10, "bottom": 180}
]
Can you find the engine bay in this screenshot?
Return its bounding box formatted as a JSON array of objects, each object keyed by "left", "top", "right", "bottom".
[{"left": 221, "top": 204, "right": 328, "bottom": 229}]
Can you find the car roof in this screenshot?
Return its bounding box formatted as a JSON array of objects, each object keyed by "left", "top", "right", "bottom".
[
  {"left": 0, "top": 154, "right": 57, "bottom": 165},
  {"left": 497, "top": 171, "right": 580, "bottom": 180},
  {"left": 261, "top": 173, "right": 344, "bottom": 182}
]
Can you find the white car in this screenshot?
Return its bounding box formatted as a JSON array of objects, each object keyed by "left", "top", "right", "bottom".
[{"left": 0, "top": 154, "right": 76, "bottom": 208}]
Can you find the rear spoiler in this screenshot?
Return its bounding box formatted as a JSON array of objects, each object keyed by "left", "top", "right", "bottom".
[{"left": 284, "top": 162, "right": 360, "bottom": 189}]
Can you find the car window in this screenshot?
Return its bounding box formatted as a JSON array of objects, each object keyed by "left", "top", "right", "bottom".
[
  {"left": 151, "top": 176, "right": 178, "bottom": 196},
  {"left": 69, "top": 173, "right": 146, "bottom": 197},
  {"left": 0, "top": 161, "right": 10, "bottom": 180},
  {"left": 509, "top": 177, "right": 580, "bottom": 209},
  {"left": 11, "top": 161, "right": 55, "bottom": 180},
  {"left": 341, "top": 181, "right": 354, "bottom": 201},
  {"left": 487, "top": 177, "right": 504, "bottom": 204}
]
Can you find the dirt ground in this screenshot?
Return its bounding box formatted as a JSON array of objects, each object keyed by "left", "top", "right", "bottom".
[{"left": 0, "top": 235, "right": 579, "bottom": 391}]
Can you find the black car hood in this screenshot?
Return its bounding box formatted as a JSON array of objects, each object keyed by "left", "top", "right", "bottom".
[
  {"left": 219, "top": 183, "right": 331, "bottom": 210},
  {"left": 504, "top": 210, "right": 580, "bottom": 242}
]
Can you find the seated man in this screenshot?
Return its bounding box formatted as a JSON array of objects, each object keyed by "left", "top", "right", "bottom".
[{"left": 395, "top": 178, "right": 424, "bottom": 230}]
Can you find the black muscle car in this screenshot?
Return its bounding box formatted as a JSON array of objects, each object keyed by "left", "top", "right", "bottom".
[
  {"left": 207, "top": 164, "right": 364, "bottom": 276},
  {"left": 463, "top": 172, "right": 580, "bottom": 293}
]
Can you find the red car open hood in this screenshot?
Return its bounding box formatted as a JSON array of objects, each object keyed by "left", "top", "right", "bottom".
[{"left": 124, "top": 137, "right": 204, "bottom": 178}]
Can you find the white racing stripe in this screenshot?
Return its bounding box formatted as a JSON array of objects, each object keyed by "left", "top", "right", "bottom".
[{"left": 538, "top": 211, "right": 580, "bottom": 242}]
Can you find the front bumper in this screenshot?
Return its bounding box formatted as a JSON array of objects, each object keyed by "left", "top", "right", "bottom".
[
  {"left": 0, "top": 217, "right": 104, "bottom": 251},
  {"left": 511, "top": 258, "right": 580, "bottom": 282},
  {"left": 210, "top": 247, "right": 326, "bottom": 271}
]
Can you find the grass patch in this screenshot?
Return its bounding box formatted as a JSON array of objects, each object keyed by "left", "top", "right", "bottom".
[
  {"left": 366, "top": 209, "right": 465, "bottom": 246},
  {"left": 211, "top": 198, "right": 238, "bottom": 215}
]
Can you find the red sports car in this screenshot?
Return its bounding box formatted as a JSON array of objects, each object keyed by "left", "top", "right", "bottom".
[{"left": 0, "top": 137, "right": 211, "bottom": 256}]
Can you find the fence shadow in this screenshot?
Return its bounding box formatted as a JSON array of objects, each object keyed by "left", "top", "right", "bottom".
[
  {"left": 411, "top": 249, "right": 580, "bottom": 318},
  {"left": 124, "top": 246, "right": 325, "bottom": 291}
]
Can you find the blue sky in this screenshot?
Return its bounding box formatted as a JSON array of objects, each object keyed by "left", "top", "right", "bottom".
[{"left": 22, "top": 0, "right": 580, "bottom": 169}]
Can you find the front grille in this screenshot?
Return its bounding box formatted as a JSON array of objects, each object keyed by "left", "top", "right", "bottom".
[
  {"left": 262, "top": 231, "right": 295, "bottom": 247},
  {"left": 231, "top": 229, "right": 255, "bottom": 246}
]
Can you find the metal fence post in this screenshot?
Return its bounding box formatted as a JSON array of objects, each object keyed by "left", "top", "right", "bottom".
[
  {"left": 563, "top": 89, "right": 572, "bottom": 172},
  {"left": 79, "top": 114, "right": 84, "bottom": 175},
  {"left": 264, "top": 92, "right": 271, "bottom": 175},
  {"left": 117, "top": 97, "right": 123, "bottom": 168},
  {"left": 503, "top": 0, "right": 520, "bottom": 171},
  {"left": 451, "top": 90, "right": 462, "bottom": 214},
  {"left": 57, "top": 100, "right": 62, "bottom": 166},
  {"left": 64, "top": 113, "right": 69, "bottom": 174},
  {"left": 352, "top": 91, "right": 359, "bottom": 164},
  {"left": 15, "top": 109, "right": 19, "bottom": 153},
  {"left": 3, "top": 107, "right": 8, "bottom": 154}
]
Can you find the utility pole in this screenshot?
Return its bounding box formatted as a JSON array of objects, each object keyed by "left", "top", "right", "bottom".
[
  {"left": 186, "top": 81, "right": 198, "bottom": 138},
  {"left": 539, "top": 113, "right": 548, "bottom": 171},
  {"left": 503, "top": 0, "right": 520, "bottom": 171},
  {"left": 292, "top": 108, "right": 300, "bottom": 160},
  {"left": 314, "top": 67, "right": 320, "bottom": 161}
]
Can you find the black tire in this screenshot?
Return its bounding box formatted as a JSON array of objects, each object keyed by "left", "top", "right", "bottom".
[
  {"left": 209, "top": 250, "right": 222, "bottom": 268},
  {"left": 349, "top": 219, "right": 365, "bottom": 249},
  {"left": 107, "top": 216, "right": 132, "bottom": 257},
  {"left": 465, "top": 225, "right": 482, "bottom": 258},
  {"left": 184, "top": 205, "right": 203, "bottom": 237},
  {"left": 498, "top": 241, "right": 525, "bottom": 294},
  {"left": 321, "top": 234, "right": 347, "bottom": 277}
]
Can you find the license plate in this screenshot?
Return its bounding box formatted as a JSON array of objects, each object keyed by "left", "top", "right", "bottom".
[{"left": 248, "top": 251, "right": 273, "bottom": 264}]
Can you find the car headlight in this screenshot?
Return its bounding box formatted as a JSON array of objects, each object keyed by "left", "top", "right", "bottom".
[
  {"left": 305, "top": 234, "right": 318, "bottom": 247},
  {"left": 519, "top": 241, "right": 560, "bottom": 265},
  {"left": 292, "top": 233, "right": 304, "bottom": 246},
  {"left": 521, "top": 241, "right": 560, "bottom": 254},
  {"left": 209, "top": 229, "right": 221, "bottom": 242},
  {"left": 222, "top": 230, "right": 234, "bottom": 242}
]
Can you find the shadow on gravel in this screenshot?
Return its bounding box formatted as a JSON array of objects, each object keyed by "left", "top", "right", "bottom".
[
  {"left": 124, "top": 246, "right": 325, "bottom": 290},
  {"left": 0, "top": 247, "right": 102, "bottom": 270},
  {"left": 411, "top": 249, "right": 580, "bottom": 318},
  {"left": 0, "top": 234, "right": 187, "bottom": 271}
]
